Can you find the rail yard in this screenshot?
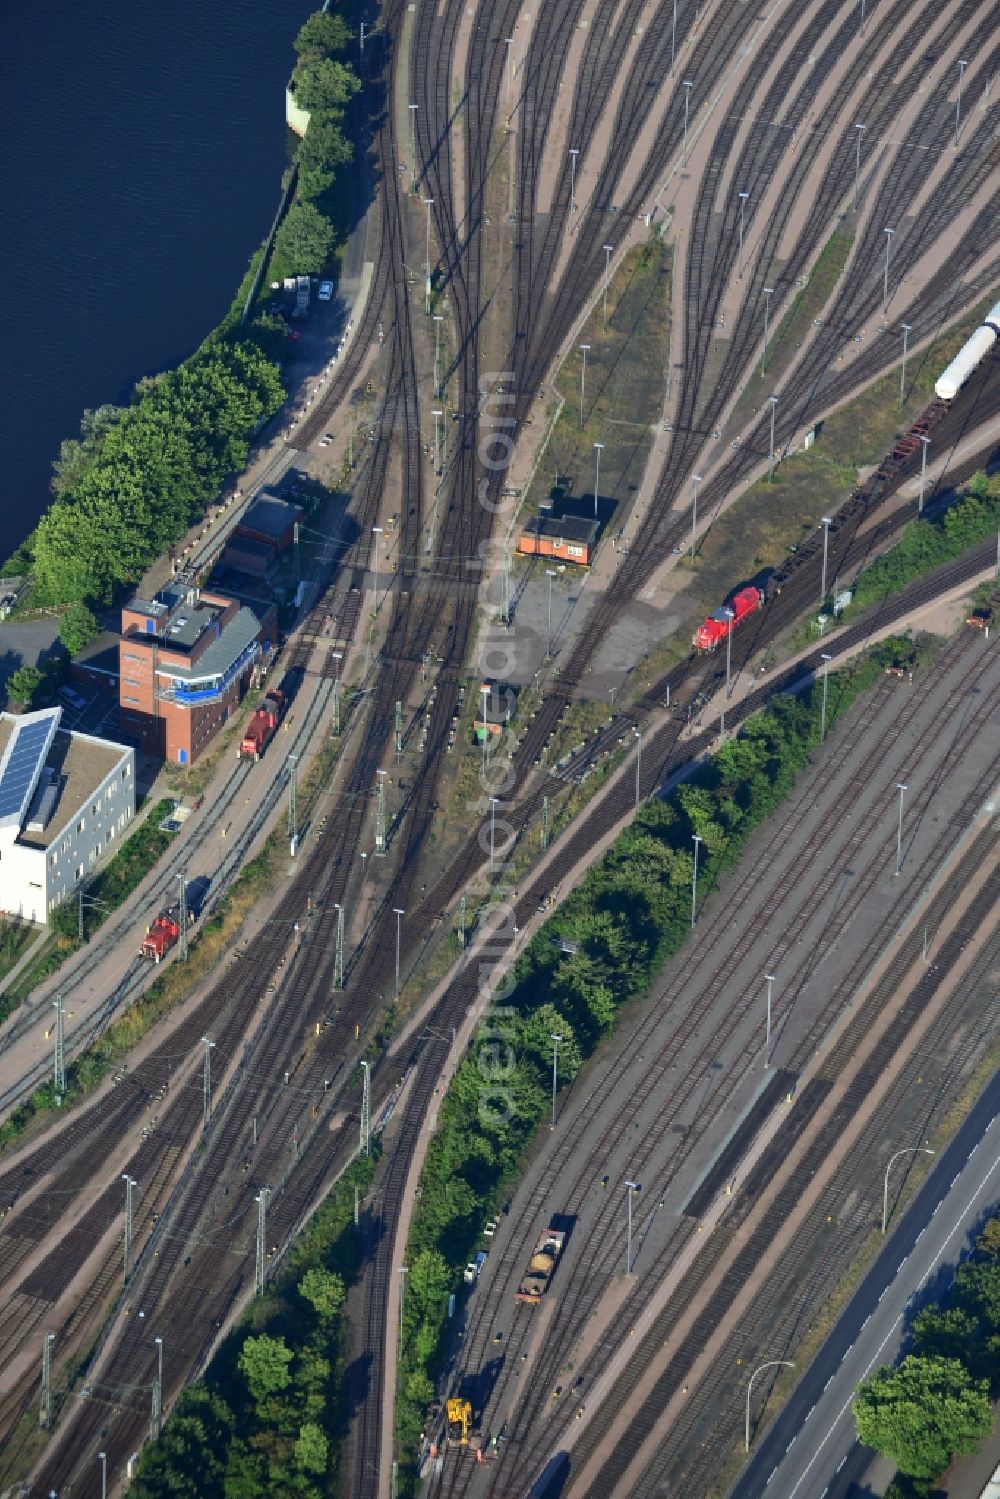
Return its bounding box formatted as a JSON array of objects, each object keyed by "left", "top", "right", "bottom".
[{"left": 2, "top": 0, "right": 999, "bottom": 1496}]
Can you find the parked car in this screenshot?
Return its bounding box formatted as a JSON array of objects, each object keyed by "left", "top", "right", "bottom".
[{"left": 318, "top": 280, "right": 334, "bottom": 301}]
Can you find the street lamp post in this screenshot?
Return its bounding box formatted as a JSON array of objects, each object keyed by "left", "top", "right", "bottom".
[
  {"left": 670, "top": 0, "right": 678, "bottom": 72},
  {"left": 820, "top": 516, "right": 833, "bottom": 610},
  {"left": 99, "top": 1451, "right": 107, "bottom": 1499},
  {"left": 593, "top": 442, "right": 604, "bottom": 519},
  {"left": 820, "top": 652, "right": 833, "bottom": 743},
  {"left": 691, "top": 834, "right": 702, "bottom": 927},
  {"left": 601, "top": 242, "right": 615, "bottom": 328},
  {"left": 505, "top": 37, "right": 514, "bottom": 104},
  {"left": 423, "top": 196, "right": 435, "bottom": 313},
  {"left": 882, "top": 227, "right": 895, "bottom": 313},
  {"left": 764, "top": 973, "right": 776, "bottom": 1066},
  {"left": 371, "top": 525, "right": 383, "bottom": 603},
  {"left": 899, "top": 322, "right": 912, "bottom": 408},
  {"left": 634, "top": 725, "right": 642, "bottom": 809},
  {"left": 393, "top": 908, "right": 405, "bottom": 998},
  {"left": 737, "top": 190, "right": 749, "bottom": 276},
  {"left": 721, "top": 608, "right": 735, "bottom": 734},
  {"left": 690, "top": 474, "right": 703, "bottom": 558},
  {"left": 761, "top": 286, "right": 774, "bottom": 375},
  {"left": 432, "top": 407, "right": 444, "bottom": 477},
  {"left": 489, "top": 797, "right": 499, "bottom": 879},
  {"left": 568, "top": 147, "right": 579, "bottom": 207},
  {"left": 682, "top": 80, "right": 694, "bottom": 164},
  {"left": 545, "top": 568, "right": 557, "bottom": 657},
  {"left": 894, "top": 782, "right": 907, "bottom": 877},
  {"left": 549, "top": 1033, "right": 563, "bottom": 1128},
  {"left": 433, "top": 314, "right": 444, "bottom": 396},
  {"left": 853, "top": 123, "right": 865, "bottom": 209},
  {"left": 408, "top": 103, "right": 418, "bottom": 191},
  {"left": 955, "top": 59, "right": 969, "bottom": 146},
  {"left": 918, "top": 435, "right": 931, "bottom": 513},
  {"left": 882, "top": 1147, "right": 934, "bottom": 1233},
  {"left": 767, "top": 394, "right": 778, "bottom": 480},
  {"left": 398, "top": 1265, "right": 409, "bottom": 1349},
  {"left": 746, "top": 1362, "right": 794, "bottom": 1451},
  {"left": 579, "top": 344, "right": 590, "bottom": 429},
  {"left": 624, "top": 1180, "right": 641, "bottom": 1274}
]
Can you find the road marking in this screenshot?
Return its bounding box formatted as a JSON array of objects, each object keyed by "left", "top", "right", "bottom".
[
  {"left": 861, "top": 1314, "right": 870, "bottom": 1327},
  {"left": 878, "top": 1288, "right": 888, "bottom": 1302},
  {"left": 897, "top": 1262, "right": 906, "bottom": 1274},
  {"left": 786, "top": 1150, "right": 1000, "bottom": 1499},
  {"left": 951, "top": 1174, "right": 960, "bottom": 1187},
  {"left": 916, "top": 1227, "right": 925, "bottom": 1241},
  {"left": 805, "top": 1404, "right": 815, "bottom": 1420},
  {"left": 836, "top": 1456, "right": 847, "bottom": 1473},
  {"left": 933, "top": 1200, "right": 942, "bottom": 1215},
  {"left": 768, "top": 1467, "right": 778, "bottom": 1485},
  {"left": 824, "top": 1376, "right": 833, "bottom": 1391}
]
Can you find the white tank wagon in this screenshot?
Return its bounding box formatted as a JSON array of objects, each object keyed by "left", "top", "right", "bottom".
[{"left": 935, "top": 298, "right": 1000, "bottom": 401}]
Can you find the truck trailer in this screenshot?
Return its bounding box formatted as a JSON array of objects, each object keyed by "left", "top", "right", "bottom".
[
  {"left": 515, "top": 1225, "right": 566, "bottom": 1304},
  {"left": 239, "top": 689, "right": 286, "bottom": 762}
]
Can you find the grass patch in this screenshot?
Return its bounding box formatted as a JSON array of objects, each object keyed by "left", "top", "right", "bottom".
[{"left": 0, "top": 921, "right": 38, "bottom": 986}]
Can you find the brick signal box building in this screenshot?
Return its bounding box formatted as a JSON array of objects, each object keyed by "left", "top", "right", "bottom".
[{"left": 118, "top": 584, "right": 271, "bottom": 765}]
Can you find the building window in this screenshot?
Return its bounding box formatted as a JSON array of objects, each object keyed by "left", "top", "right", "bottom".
[
  {"left": 49, "top": 853, "right": 56, "bottom": 868},
  {"left": 122, "top": 764, "right": 131, "bottom": 779},
  {"left": 77, "top": 819, "right": 85, "bottom": 834},
  {"left": 124, "top": 676, "right": 140, "bottom": 687},
  {"left": 123, "top": 651, "right": 142, "bottom": 662},
  {"left": 567, "top": 545, "right": 583, "bottom": 557},
  {"left": 145, "top": 619, "right": 155, "bottom": 633},
  {"left": 75, "top": 864, "right": 84, "bottom": 882},
  {"left": 178, "top": 748, "right": 188, "bottom": 765},
  {"left": 123, "top": 695, "right": 140, "bottom": 705}
]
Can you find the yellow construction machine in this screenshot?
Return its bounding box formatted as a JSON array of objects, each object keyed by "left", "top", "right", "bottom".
[{"left": 446, "top": 1397, "right": 473, "bottom": 1447}]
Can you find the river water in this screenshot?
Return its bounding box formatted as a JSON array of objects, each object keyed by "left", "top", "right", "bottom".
[{"left": 0, "top": 0, "right": 311, "bottom": 566}]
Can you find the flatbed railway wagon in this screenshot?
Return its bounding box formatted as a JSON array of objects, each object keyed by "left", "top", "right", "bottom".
[{"left": 515, "top": 1225, "right": 566, "bottom": 1304}]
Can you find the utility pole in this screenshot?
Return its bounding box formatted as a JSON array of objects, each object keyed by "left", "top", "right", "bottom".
[
  {"left": 177, "top": 871, "right": 188, "bottom": 961},
  {"left": 593, "top": 442, "right": 604, "bottom": 519},
  {"left": 78, "top": 887, "right": 84, "bottom": 942},
  {"left": 150, "top": 1335, "right": 163, "bottom": 1441},
  {"left": 458, "top": 893, "right": 467, "bottom": 948},
  {"left": 408, "top": 102, "right": 418, "bottom": 192},
  {"left": 895, "top": 783, "right": 908, "bottom": 877},
  {"left": 292, "top": 521, "right": 300, "bottom": 582},
  {"left": 767, "top": 395, "right": 778, "bottom": 480},
  {"left": 375, "top": 769, "right": 387, "bottom": 855},
  {"left": 398, "top": 1265, "right": 409, "bottom": 1350},
  {"left": 737, "top": 190, "right": 749, "bottom": 276},
  {"left": 334, "top": 902, "right": 345, "bottom": 988},
  {"left": 634, "top": 726, "right": 642, "bottom": 809},
  {"left": 546, "top": 568, "right": 558, "bottom": 657},
  {"left": 682, "top": 80, "right": 694, "bottom": 164},
  {"left": 122, "top": 1174, "right": 136, "bottom": 1283},
  {"left": 53, "top": 995, "right": 65, "bottom": 1097},
  {"left": 568, "top": 147, "right": 579, "bottom": 207},
  {"left": 255, "top": 1188, "right": 270, "bottom": 1295},
  {"left": 899, "top": 323, "right": 912, "bottom": 408},
  {"left": 722, "top": 608, "right": 735, "bottom": 734},
  {"left": 955, "top": 59, "right": 969, "bottom": 146},
  {"left": 360, "top": 1060, "right": 371, "bottom": 1156},
  {"left": 40, "top": 1331, "right": 54, "bottom": 1428},
  {"left": 624, "top": 1180, "right": 641, "bottom": 1274},
  {"left": 288, "top": 754, "right": 299, "bottom": 856},
  {"left": 764, "top": 974, "right": 776, "bottom": 1067},
  {"left": 202, "top": 1036, "right": 215, "bottom": 1130},
  {"left": 432, "top": 407, "right": 444, "bottom": 477},
  {"left": 395, "top": 701, "right": 403, "bottom": 763},
  {"left": 423, "top": 196, "right": 435, "bottom": 314},
  {"left": 541, "top": 794, "right": 550, "bottom": 851}
]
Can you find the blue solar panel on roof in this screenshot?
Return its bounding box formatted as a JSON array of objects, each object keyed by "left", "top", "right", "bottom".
[{"left": 0, "top": 713, "right": 59, "bottom": 823}]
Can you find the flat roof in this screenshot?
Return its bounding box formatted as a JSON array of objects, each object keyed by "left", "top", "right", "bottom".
[
  {"left": 238, "top": 495, "right": 304, "bottom": 542},
  {"left": 157, "top": 606, "right": 261, "bottom": 683},
  {"left": 521, "top": 515, "right": 598, "bottom": 544},
  {"left": 0, "top": 708, "right": 61, "bottom": 831},
  {"left": 0, "top": 714, "right": 129, "bottom": 850},
  {"left": 160, "top": 597, "right": 225, "bottom": 650}
]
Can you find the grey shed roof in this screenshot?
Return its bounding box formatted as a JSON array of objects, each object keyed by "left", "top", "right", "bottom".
[{"left": 162, "top": 607, "right": 261, "bottom": 682}]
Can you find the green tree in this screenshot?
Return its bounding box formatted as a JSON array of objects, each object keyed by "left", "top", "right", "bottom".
[
  {"left": 853, "top": 1355, "right": 991, "bottom": 1479},
  {"left": 292, "top": 57, "right": 360, "bottom": 113},
  {"left": 238, "top": 1334, "right": 294, "bottom": 1403},
  {"left": 274, "top": 203, "right": 335, "bottom": 276},
  {"left": 976, "top": 1215, "right": 1000, "bottom": 1258},
  {"left": 911, "top": 1305, "right": 977, "bottom": 1364},
  {"left": 294, "top": 10, "right": 351, "bottom": 57},
  {"left": 294, "top": 1422, "right": 328, "bottom": 1475},
  {"left": 298, "top": 1266, "right": 345, "bottom": 1321},
  {"left": 954, "top": 1260, "right": 1000, "bottom": 1327},
  {"left": 6, "top": 664, "right": 43, "bottom": 707},
  {"left": 131, "top": 1385, "right": 234, "bottom": 1498},
  {"left": 50, "top": 404, "right": 123, "bottom": 498},
  {"left": 58, "top": 601, "right": 100, "bottom": 656},
  {"left": 297, "top": 115, "right": 353, "bottom": 174}
]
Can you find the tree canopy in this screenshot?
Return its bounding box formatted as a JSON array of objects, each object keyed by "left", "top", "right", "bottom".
[
  {"left": 6, "top": 664, "right": 43, "bottom": 708},
  {"left": 274, "top": 202, "right": 336, "bottom": 277},
  {"left": 852, "top": 1355, "right": 991, "bottom": 1479},
  {"left": 58, "top": 601, "right": 100, "bottom": 656},
  {"left": 294, "top": 10, "right": 351, "bottom": 58},
  {"left": 32, "top": 339, "right": 283, "bottom": 607},
  {"left": 238, "top": 1334, "right": 294, "bottom": 1403},
  {"left": 297, "top": 1266, "right": 345, "bottom": 1321},
  {"left": 291, "top": 57, "right": 360, "bottom": 113}
]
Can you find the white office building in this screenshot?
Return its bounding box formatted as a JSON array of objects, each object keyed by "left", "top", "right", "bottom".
[{"left": 0, "top": 707, "right": 135, "bottom": 926}]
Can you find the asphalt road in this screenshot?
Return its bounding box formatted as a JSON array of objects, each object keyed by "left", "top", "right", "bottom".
[{"left": 730, "top": 1067, "right": 1000, "bottom": 1499}]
